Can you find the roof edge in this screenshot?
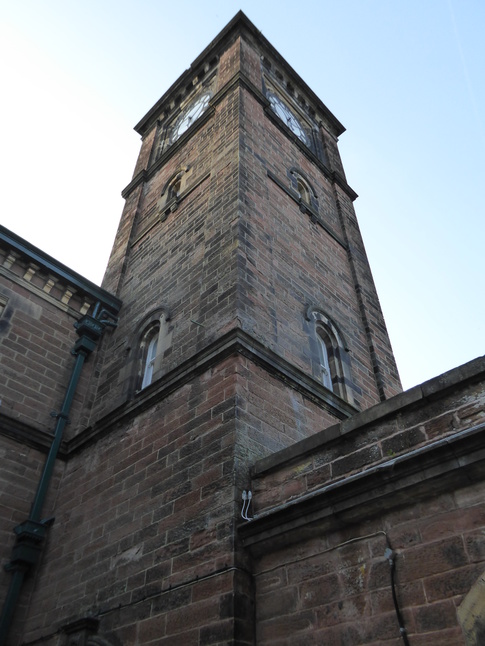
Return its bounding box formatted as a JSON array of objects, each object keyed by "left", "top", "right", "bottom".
[
  {"left": 0, "top": 225, "right": 122, "bottom": 314},
  {"left": 134, "top": 11, "right": 345, "bottom": 137}
]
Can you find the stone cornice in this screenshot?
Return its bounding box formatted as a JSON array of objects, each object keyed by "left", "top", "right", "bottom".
[
  {"left": 0, "top": 266, "right": 89, "bottom": 319},
  {"left": 0, "top": 225, "right": 121, "bottom": 316},
  {"left": 134, "top": 12, "right": 345, "bottom": 139},
  {"left": 121, "top": 169, "right": 147, "bottom": 200},
  {"left": 123, "top": 14, "right": 358, "bottom": 213},
  {"left": 333, "top": 172, "right": 358, "bottom": 201}
]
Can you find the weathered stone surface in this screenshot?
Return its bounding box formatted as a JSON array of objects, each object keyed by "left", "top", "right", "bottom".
[{"left": 3, "top": 11, "right": 485, "bottom": 646}]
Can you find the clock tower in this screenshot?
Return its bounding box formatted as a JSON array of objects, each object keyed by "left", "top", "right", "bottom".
[
  {"left": 12, "top": 12, "right": 401, "bottom": 646},
  {"left": 96, "top": 13, "right": 401, "bottom": 426}
]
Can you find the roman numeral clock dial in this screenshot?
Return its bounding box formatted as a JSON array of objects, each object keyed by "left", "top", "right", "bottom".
[
  {"left": 170, "top": 92, "right": 211, "bottom": 143},
  {"left": 267, "top": 90, "right": 309, "bottom": 145}
]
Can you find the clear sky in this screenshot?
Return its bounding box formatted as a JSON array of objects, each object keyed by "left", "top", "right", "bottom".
[{"left": 1, "top": 0, "right": 484, "bottom": 390}]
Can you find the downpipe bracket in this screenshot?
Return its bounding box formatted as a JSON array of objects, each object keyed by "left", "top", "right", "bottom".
[{"left": 4, "top": 518, "right": 55, "bottom": 572}]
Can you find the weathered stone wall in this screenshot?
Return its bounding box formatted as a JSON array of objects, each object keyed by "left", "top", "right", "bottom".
[
  {"left": 16, "top": 348, "right": 346, "bottom": 645},
  {"left": 92, "top": 38, "right": 243, "bottom": 426},
  {"left": 0, "top": 241, "right": 92, "bottom": 432},
  {"left": 237, "top": 36, "right": 401, "bottom": 411},
  {"left": 20, "top": 358, "right": 241, "bottom": 644},
  {"left": 251, "top": 494, "right": 484, "bottom": 645},
  {"left": 241, "top": 357, "right": 485, "bottom": 645},
  {"left": 0, "top": 435, "right": 64, "bottom": 646}
]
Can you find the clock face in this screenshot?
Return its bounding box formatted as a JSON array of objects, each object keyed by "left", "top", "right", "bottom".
[
  {"left": 170, "top": 93, "right": 211, "bottom": 143},
  {"left": 268, "top": 92, "right": 309, "bottom": 145}
]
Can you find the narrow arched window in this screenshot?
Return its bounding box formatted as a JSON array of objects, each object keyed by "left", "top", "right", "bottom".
[
  {"left": 297, "top": 177, "right": 311, "bottom": 205},
  {"left": 168, "top": 177, "right": 181, "bottom": 201},
  {"left": 306, "top": 306, "right": 355, "bottom": 405},
  {"left": 289, "top": 169, "right": 318, "bottom": 217},
  {"left": 138, "top": 324, "right": 160, "bottom": 390},
  {"left": 317, "top": 330, "right": 333, "bottom": 391},
  {"left": 157, "top": 167, "right": 190, "bottom": 219},
  {"left": 141, "top": 332, "right": 158, "bottom": 389},
  {"left": 133, "top": 311, "right": 173, "bottom": 393},
  {"left": 122, "top": 309, "right": 173, "bottom": 398}
]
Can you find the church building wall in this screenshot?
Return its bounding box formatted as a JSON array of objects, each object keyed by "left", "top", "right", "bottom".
[
  {"left": 0, "top": 228, "right": 121, "bottom": 645},
  {"left": 4, "top": 12, "right": 483, "bottom": 646},
  {"left": 241, "top": 357, "right": 485, "bottom": 645},
  {"left": 20, "top": 357, "right": 248, "bottom": 644},
  {"left": 0, "top": 235, "right": 96, "bottom": 433}
]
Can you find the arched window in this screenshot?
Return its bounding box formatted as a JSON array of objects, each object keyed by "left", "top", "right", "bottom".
[
  {"left": 131, "top": 310, "right": 172, "bottom": 392},
  {"left": 120, "top": 309, "right": 173, "bottom": 398},
  {"left": 168, "top": 177, "right": 181, "bottom": 201},
  {"left": 139, "top": 325, "right": 159, "bottom": 390},
  {"left": 306, "top": 306, "right": 355, "bottom": 405},
  {"left": 297, "top": 177, "right": 311, "bottom": 205},
  {"left": 317, "top": 328, "right": 333, "bottom": 391},
  {"left": 141, "top": 330, "right": 158, "bottom": 389},
  {"left": 289, "top": 168, "right": 318, "bottom": 217},
  {"left": 157, "top": 167, "right": 190, "bottom": 219}
]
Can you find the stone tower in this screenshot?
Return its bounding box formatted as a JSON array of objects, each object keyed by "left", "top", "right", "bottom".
[
  {"left": 97, "top": 11, "right": 401, "bottom": 424},
  {"left": 3, "top": 12, "right": 402, "bottom": 645}
]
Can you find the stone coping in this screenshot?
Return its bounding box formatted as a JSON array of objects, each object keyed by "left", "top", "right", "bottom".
[{"left": 251, "top": 355, "right": 485, "bottom": 478}]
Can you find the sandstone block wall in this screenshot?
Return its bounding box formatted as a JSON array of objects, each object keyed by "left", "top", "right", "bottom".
[{"left": 242, "top": 357, "right": 485, "bottom": 645}]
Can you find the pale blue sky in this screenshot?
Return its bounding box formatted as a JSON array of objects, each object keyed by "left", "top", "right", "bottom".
[{"left": 1, "top": 0, "right": 484, "bottom": 390}]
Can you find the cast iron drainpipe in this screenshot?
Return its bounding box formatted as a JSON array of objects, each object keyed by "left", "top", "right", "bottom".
[{"left": 0, "top": 308, "right": 117, "bottom": 645}]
